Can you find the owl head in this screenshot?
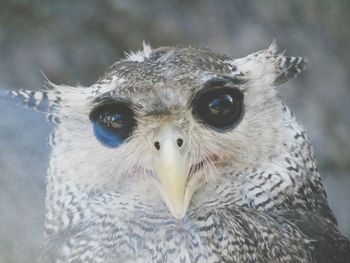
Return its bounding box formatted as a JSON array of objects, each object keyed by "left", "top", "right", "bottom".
[{"left": 11, "top": 42, "right": 307, "bottom": 219}]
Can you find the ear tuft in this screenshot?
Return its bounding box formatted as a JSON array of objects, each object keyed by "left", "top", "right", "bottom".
[
  {"left": 8, "top": 89, "right": 61, "bottom": 113},
  {"left": 229, "top": 42, "right": 308, "bottom": 85},
  {"left": 274, "top": 55, "right": 308, "bottom": 85},
  {"left": 267, "top": 40, "right": 278, "bottom": 55}
]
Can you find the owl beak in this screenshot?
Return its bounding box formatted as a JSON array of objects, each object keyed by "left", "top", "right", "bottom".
[{"left": 152, "top": 125, "right": 193, "bottom": 219}]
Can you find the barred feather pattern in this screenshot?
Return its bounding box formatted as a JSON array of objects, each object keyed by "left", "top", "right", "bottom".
[
  {"left": 275, "top": 56, "right": 308, "bottom": 85},
  {"left": 39, "top": 106, "right": 343, "bottom": 263},
  {"left": 29, "top": 44, "right": 349, "bottom": 262},
  {"left": 9, "top": 89, "right": 61, "bottom": 124}
]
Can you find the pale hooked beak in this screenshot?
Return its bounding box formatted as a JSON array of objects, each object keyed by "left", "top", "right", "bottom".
[{"left": 151, "top": 124, "right": 198, "bottom": 219}]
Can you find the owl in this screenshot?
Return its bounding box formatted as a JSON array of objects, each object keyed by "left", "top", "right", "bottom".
[{"left": 10, "top": 42, "right": 350, "bottom": 262}]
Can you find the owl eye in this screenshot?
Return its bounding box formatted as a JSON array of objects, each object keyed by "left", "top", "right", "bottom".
[
  {"left": 89, "top": 102, "right": 136, "bottom": 147},
  {"left": 191, "top": 87, "right": 244, "bottom": 130}
]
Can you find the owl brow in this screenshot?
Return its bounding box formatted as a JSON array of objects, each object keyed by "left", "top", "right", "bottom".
[
  {"left": 202, "top": 76, "right": 247, "bottom": 89},
  {"left": 91, "top": 95, "right": 143, "bottom": 112},
  {"left": 91, "top": 93, "right": 129, "bottom": 105}
]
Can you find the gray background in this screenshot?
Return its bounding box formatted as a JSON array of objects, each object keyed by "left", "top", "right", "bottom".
[{"left": 0, "top": 1, "right": 349, "bottom": 262}]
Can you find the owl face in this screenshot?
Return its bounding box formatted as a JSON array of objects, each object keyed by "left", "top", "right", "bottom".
[{"left": 41, "top": 43, "right": 307, "bottom": 218}]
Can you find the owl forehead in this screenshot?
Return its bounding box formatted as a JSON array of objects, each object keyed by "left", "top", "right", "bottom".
[{"left": 93, "top": 47, "right": 242, "bottom": 112}]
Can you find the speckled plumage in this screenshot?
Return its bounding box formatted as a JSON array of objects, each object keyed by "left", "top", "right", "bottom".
[{"left": 12, "top": 43, "right": 350, "bottom": 262}]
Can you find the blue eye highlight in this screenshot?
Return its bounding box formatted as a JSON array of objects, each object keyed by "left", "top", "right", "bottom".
[{"left": 89, "top": 102, "right": 136, "bottom": 148}]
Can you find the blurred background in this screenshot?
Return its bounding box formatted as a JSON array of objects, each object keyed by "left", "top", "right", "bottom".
[{"left": 0, "top": 0, "right": 349, "bottom": 262}]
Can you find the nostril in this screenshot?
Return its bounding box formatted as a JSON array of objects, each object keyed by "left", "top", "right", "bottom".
[
  {"left": 154, "top": 141, "right": 161, "bottom": 150},
  {"left": 177, "top": 138, "right": 183, "bottom": 147}
]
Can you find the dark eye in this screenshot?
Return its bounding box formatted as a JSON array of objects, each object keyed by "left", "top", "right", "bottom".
[
  {"left": 89, "top": 102, "right": 136, "bottom": 147},
  {"left": 191, "top": 87, "right": 244, "bottom": 130}
]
